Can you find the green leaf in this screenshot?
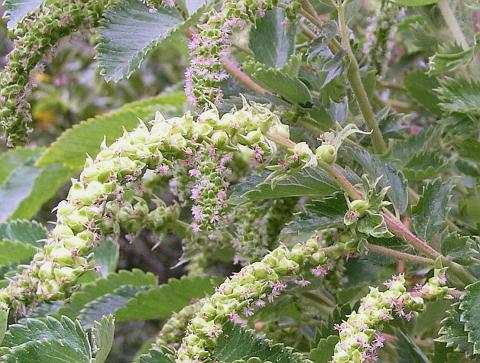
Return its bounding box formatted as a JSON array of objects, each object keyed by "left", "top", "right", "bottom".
[
  {"left": 213, "top": 321, "right": 307, "bottom": 362},
  {"left": 404, "top": 70, "right": 442, "bottom": 116},
  {"left": 96, "top": 0, "right": 184, "bottom": 81},
  {"left": 411, "top": 178, "right": 453, "bottom": 241},
  {"left": 1, "top": 316, "right": 91, "bottom": 362},
  {"left": 392, "top": 0, "right": 437, "bottom": 5},
  {"left": 437, "top": 78, "right": 480, "bottom": 115},
  {"left": 309, "top": 335, "right": 339, "bottom": 363},
  {"left": 249, "top": 8, "right": 296, "bottom": 68},
  {"left": 403, "top": 152, "right": 448, "bottom": 181},
  {"left": 36, "top": 92, "right": 186, "bottom": 171},
  {"left": 115, "top": 276, "right": 219, "bottom": 321},
  {"left": 456, "top": 138, "right": 480, "bottom": 162},
  {"left": 395, "top": 329, "right": 430, "bottom": 363},
  {"left": 1, "top": 340, "right": 91, "bottom": 363},
  {"left": 230, "top": 168, "right": 341, "bottom": 204},
  {"left": 92, "top": 238, "right": 119, "bottom": 277},
  {"left": 91, "top": 315, "right": 115, "bottom": 363},
  {"left": 0, "top": 148, "right": 71, "bottom": 222},
  {"left": 0, "top": 148, "right": 37, "bottom": 184},
  {"left": 0, "top": 219, "right": 47, "bottom": 245},
  {"left": 244, "top": 60, "right": 312, "bottom": 105},
  {"left": 342, "top": 145, "right": 408, "bottom": 214},
  {"left": 441, "top": 233, "right": 480, "bottom": 266},
  {"left": 77, "top": 285, "right": 147, "bottom": 328},
  {"left": 437, "top": 303, "right": 474, "bottom": 357},
  {"left": 0, "top": 239, "right": 37, "bottom": 265},
  {"left": 283, "top": 193, "right": 347, "bottom": 239},
  {"left": 55, "top": 269, "right": 157, "bottom": 319},
  {"left": 139, "top": 347, "right": 176, "bottom": 363},
  {"left": 429, "top": 42, "right": 476, "bottom": 75},
  {"left": 460, "top": 281, "right": 480, "bottom": 355},
  {"left": 3, "top": 0, "right": 44, "bottom": 29},
  {"left": 389, "top": 127, "right": 437, "bottom": 167}
]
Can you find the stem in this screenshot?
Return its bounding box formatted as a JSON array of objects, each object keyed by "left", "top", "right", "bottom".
[
  {"left": 300, "top": 0, "right": 387, "bottom": 153},
  {"left": 336, "top": 0, "right": 387, "bottom": 154},
  {"left": 222, "top": 57, "right": 269, "bottom": 95},
  {"left": 437, "top": 0, "right": 469, "bottom": 49},
  {"left": 382, "top": 214, "right": 441, "bottom": 258},
  {"left": 316, "top": 158, "right": 476, "bottom": 285},
  {"left": 366, "top": 243, "right": 434, "bottom": 265}
]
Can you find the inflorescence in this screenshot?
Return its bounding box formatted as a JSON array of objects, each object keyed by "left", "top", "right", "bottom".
[
  {"left": 0, "top": 101, "right": 304, "bottom": 313},
  {"left": 332, "top": 270, "right": 450, "bottom": 362},
  {"left": 176, "top": 237, "right": 343, "bottom": 361},
  {"left": 185, "top": 0, "right": 279, "bottom": 108},
  {"left": 0, "top": 0, "right": 110, "bottom": 146}
]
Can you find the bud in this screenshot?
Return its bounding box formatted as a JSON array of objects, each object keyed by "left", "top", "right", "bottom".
[
  {"left": 349, "top": 200, "right": 370, "bottom": 214},
  {"left": 315, "top": 144, "right": 336, "bottom": 164}
]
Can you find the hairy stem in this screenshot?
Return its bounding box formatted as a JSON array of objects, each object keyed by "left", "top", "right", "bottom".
[
  {"left": 319, "top": 158, "right": 476, "bottom": 285},
  {"left": 366, "top": 243, "right": 434, "bottom": 265},
  {"left": 222, "top": 57, "right": 269, "bottom": 95},
  {"left": 336, "top": 0, "right": 387, "bottom": 154}
]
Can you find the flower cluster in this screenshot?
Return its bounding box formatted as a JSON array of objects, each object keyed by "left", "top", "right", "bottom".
[
  {"left": 332, "top": 270, "right": 450, "bottom": 362},
  {"left": 176, "top": 237, "right": 343, "bottom": 361},
  {"left": 155, "top": 300, "right": 203, "bottom": 349},
  {"left": 185, "top": 0, "right": 278, "bottom": 108},
  {"left": 0, "top": 0, "right": 109, "bottom": 146},
  {"left": 0, "top": 102, "right": 293, "bottom": 312}
]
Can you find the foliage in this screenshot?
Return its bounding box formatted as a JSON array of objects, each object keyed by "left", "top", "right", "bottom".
[{"left": 0, "top": 0, "right": 480, "bottom": 362}]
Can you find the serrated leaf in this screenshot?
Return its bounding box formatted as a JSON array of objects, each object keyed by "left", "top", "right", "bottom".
[
  {"left": 78, "top": 285, "right": 146, "bottom": 329},
  {"left": 429, "top": 42, "right": 476, "bottom": 75},
  {"left": 36, "top": 92, "right": 185, "bottom": 171},
  {"left": 403, "top": 152, "right": 448, "bottom": 180},
  {"left": 91, "top": 315, "right": 115, "bottom": 363},
  {"left": 456, "top": 138, "right": 480, "bottom": 162},
  {"left": 92, "top": 238, "right": 119, "bottom": 277},
  {"left": 404, "top": 70, "right": 442, "bottom": 116},
  {"left": 214, "top": 321, "right": 308, "bottom": 362},
  {"left": 342, "top": 144, "right": 408, "bottom": 214},
  {"left": 0, "top": 148, "right": 71, "bottom": 222},
  {"left": 1, "top": 339, "right": 90, "bottom": 363},
  {"left": 0, "top": 219, "right": 46, "bottom": 245},
  {"left": 283, "top": 193, "right": 347, "bottom": 238},
  {"left": 96, "top": 0, "right": 184, "bottom": 81},
  {"left": 249, "top": 8, "right": 296, "bottom": 68},
  {"left": 441, "top": 233, "right": 480, "bottom": 265},
  {"left": 309, "top": 335, "right": 339, "bottom": 363},
  {"left": 230, "top": 168, "right": 342, "bottom": 205},
  {"left": 437, "top": 303, "right": 474, "bottom": 356},
  {"left": 55, "top": 269, "right": 157, "bottom": 319},
  {"left": 389, "top": 127, "right": 437, "bottom": 167},
  {"left": 2, "top": 0, "right": 44, "bottom": 29},
  {"left": 395, "top": 329, "right": 430, "bottom": 363},
  {"left": 411, "top": 178, "right": 453, "bottom": 241},
  {"left": 115, "top": 276, "right": 219, "bottom": 321},
  {"left": 460, "top": 281, "right": 480, "bottom": 354},
  {"left": 0, "top": 239, "right": 37, "bottom": 265},
  {"left": 2, "top": 317, "right": 91, "bottom": 356},
  {"left": 437, "top": 77, "right": 480, "bottom": 115}
]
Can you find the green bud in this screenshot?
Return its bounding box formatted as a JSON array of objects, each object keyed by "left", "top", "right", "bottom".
[{"left": 315, "top": 144, "right": 336, "bottom": 164}]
